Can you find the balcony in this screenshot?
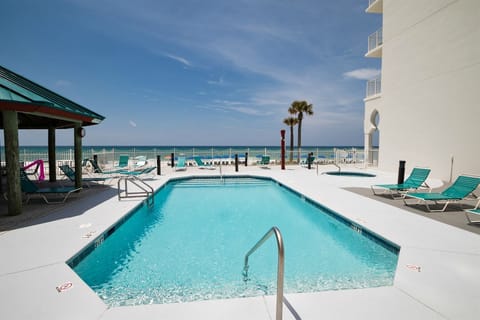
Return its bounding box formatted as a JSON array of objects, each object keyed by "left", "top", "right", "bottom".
[
  {"left": 366, "top": 0, "right": 383, "bottom": 13},
  {"left": 366, "top": 77, "right": 381, "bottom": 98},
  {"left": 365, "top": 28, "right": 382, "bottom": 58}
]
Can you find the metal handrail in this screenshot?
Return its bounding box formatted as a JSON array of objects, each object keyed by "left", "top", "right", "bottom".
[
  {"left": 117, "top": 176, "right": 154, "bottom": 207},
  {"left": 243, "top": 227, "right": 284, "bottom": 320}
]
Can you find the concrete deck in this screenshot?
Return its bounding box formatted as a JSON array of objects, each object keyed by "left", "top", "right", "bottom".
[{"left": 0, "top": 164, "right": 479, "bottom": 319}]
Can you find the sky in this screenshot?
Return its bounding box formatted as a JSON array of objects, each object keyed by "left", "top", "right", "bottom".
[{"left": 0, "top": 0, "right": 381, "bottom": 146}]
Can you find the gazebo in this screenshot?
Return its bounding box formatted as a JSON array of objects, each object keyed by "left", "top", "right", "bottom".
[{"left": 0, "top": 65, "right": 105, "bottom": 215}]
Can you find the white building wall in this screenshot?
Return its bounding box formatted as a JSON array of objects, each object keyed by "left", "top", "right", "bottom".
[{"left": 369, "top": 0, "right": 480, "bottom": 181}]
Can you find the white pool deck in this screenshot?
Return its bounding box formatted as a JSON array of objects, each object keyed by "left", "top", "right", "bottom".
[{"left": 1, "top": 164, "right": 479, "bottom": 319}]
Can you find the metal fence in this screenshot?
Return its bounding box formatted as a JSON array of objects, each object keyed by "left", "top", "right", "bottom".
[{"left": 1, "top": 147, "right": 375, "bottom": 178}]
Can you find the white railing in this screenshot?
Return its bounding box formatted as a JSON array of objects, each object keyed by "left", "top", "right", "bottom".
[
  {"left": 334, "top": 148, "right": 365, "bottom": 165},
  {"left": 368, "top": 0, "right": 378, "bottom": 6},
  {"left": 2, "top": 147, "right": 368, "bottom": 172},
  {"left": 366, "top": 77, "right": 381, "bottom": 97},
  {"left": 368, "top": 28, "right": 383, "bottom": 52}
]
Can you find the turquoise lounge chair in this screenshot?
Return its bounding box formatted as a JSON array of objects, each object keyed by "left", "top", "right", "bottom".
[
  {"left": 115, "top": 155, "right": 129, "bottom": 169},
  {"left": 175, "top": 157, "right": 187, "bottom": 171},
  {"left": 119, "top": 166, "right": 157, "bottom": 177},
  {"left": 19, "top": 169, "right": 81, "bottom": 204},
  {"left": 59, "top": 164, "right": 112, "bottom": 187},
  {"left": 403, "top": 174, "right": 480, "bottom": 212},
  {"left": 88, "top": 159, "right": 124, "bottom": 174},
  {"left": 465, "top": 200, "right": 480, "bottom": 225},
  {"left": 193, "top": 156, "right": 216, "bottom": 170},
  {"left": 258, "top": 155, "right": 270, "bottom": 168},
  {"left": 371, "top": 167, "right": 431, "bottom": 198},
  {"left": 301, "top": 155, "right": 315, "bottom": 168}
]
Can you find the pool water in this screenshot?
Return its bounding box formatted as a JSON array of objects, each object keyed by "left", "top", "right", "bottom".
[{"left": 71, "top": 177, "right": 398, "bottom": 306}]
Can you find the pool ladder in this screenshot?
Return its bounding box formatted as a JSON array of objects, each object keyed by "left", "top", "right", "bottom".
[
  {"left": 117, "top": 176, "right": 154, "bottom": 207},
  {"left": 243, "top": 226, "right": 284, "bottom": 320}
]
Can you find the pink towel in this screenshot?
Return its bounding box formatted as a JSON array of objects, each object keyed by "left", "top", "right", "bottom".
[{"left": 23, "top": 159, "right": 45, "bottom": 181}]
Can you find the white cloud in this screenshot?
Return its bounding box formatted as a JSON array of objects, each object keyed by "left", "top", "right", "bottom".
[
  {"left": 201, "top": 99, "right": 274, "bottom": 116},
  {"left": 225, "top": 106, "right": 273, "bottom": 116},
  {"left": 343, "top": 68, "right": 380, "bottom": 80},
  {"left": 163, "top": 53, "right": 191, "bottom": 67}
]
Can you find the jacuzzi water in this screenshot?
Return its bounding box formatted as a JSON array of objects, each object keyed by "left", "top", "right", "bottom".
[
  {"left": 70, "top": 177, "right": 398, "bottom": 306},
  {"left": 325, "top": 171, "right": 376, "bottom": 177}
]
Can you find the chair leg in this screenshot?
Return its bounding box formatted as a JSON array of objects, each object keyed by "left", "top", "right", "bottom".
[
  {"left": 425, "top": 201, "right": 450, "bottom": 212},
  {"left": 465, "top": 211, "right": 480, "bottom": 224}
]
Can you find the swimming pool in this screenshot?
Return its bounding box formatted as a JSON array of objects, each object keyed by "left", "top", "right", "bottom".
[{"left": 69, "top": 176, "right": 399, "bottom": 307}]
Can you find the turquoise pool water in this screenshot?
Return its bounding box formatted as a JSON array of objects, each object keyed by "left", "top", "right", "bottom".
[{"left": 71, "top": 177, "right": 398, "bottom": 306}]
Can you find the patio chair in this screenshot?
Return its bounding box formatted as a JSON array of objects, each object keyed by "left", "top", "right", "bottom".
[
  {"left": 174, "top": 156, "right": 187, "bottom": 171},
  {"left": 403, "top": 174, "right": 480, "bottom": 212},
  {"left": 258, "top": 155, "right": 270, "bottom": 168},
  {"left": 371, "top": 167, "right": 431, "bottom": 198},
  {"left": 19, "top": 169, "right": 81, "bottom": 204},
  {"left": 119, "top": 166, "right": 157, "bottom": 178},
  {"left": 59, "top": 164, "right": 112, "bottom": 187},
  {"left": 115, "top": 155, "right": 129, "bottom": 169},
  {"left": 193, "top": 156, "right": 216, "bottom": 170},
  {"left": 301, "top": 154, "right": 315, "bottom": 168},
  {"left": 22, "top": 159, "right": 46, "bottom": 181},
  {"left": 88, "top": 159, "right": 124, "bottom": 174},
  {"left": 132, "top": 156, "right": 148, "bottom": 168},
  {"left": 465, "top": 199, "right": 480, "bottom": 225}
]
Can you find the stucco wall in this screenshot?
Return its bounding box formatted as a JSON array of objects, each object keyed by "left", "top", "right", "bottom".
[{"left": 372, "top": 0, "right": 480, "bottom": 181}]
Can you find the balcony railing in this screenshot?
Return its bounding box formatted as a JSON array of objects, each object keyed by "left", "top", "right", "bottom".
[
  {"left": 366, "top": 77, "right": 381, "bottom": 97},
  {"left": 368, "top": 28, "right": 383, "bottom": 53}
]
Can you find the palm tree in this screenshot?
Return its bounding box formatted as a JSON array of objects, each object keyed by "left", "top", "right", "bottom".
[
  {"left": 289, "top": 100, "right": 314, "bottom": 162},
  {"left": 283, "top": 117, "right": 298, "bottom": 163}
]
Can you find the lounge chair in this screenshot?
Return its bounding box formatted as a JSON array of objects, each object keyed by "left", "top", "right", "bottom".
[
  {"left": 19, "top": 169, "right": 81, "bottom": 204},
  {"left": 371, "top": 167, "right": 431, "bottom": 198},
  {"left": 119, "top": 166, "right": 157, "bottom": 178},
  {"left": 22, "top": 159, "right": 46, "bottom": 181},
  {"left": 193, "top": 156, "right": 216, "bottom": 170},
  {"left": 115, "top": 155, "right": 129, "bottom": 169},
  {"left": 87, "top": 159, "right": 124, "bottom": 175},
  {"left": 175, "top": 157, "right": 187, "bottom": 171},
  {"left": 301, "top": 155, "right": 315, "bottom": 168},
  {"left": 465, "top": 200, "right": 480, "bottom": 225},
  {"left": 59, "top": 164, "right": 112, "bottom": 187},
  {"left": 258, "top": 155, "right": 270, "bottom": 168},
  {"left": 403, "top": 174, "right": 480, "bottom": 212},
  {"left": 133, "top": 156, "right": 147, "bottom": 168}
]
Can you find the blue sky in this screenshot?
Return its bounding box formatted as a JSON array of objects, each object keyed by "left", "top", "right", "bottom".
[{"left": 1, "top": 0, "right": 381, "bottom": 146}]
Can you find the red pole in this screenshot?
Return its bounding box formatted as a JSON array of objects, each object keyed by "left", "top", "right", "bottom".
[{"left": 280, "top": 129, "right": 286, "bottom": 170}]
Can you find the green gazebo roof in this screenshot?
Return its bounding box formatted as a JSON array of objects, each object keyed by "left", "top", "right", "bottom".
[{"left": 0, "top": 65, "right": 105, "bottom": 129}]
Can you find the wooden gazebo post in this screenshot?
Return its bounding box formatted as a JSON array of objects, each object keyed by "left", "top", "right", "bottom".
[
  {"left": 48, "top": 127, "right": 56, "bottom": 182},
  {"left": 74, "top": 124, "right": 83, "bottom": 190},
  {"left": 3, "top": 110, "right": 22, "bottom": 215}
]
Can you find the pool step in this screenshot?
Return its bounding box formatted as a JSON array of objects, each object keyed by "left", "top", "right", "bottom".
[{"left": 174, "top": 178, "right": 270, "bottom": 187}]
